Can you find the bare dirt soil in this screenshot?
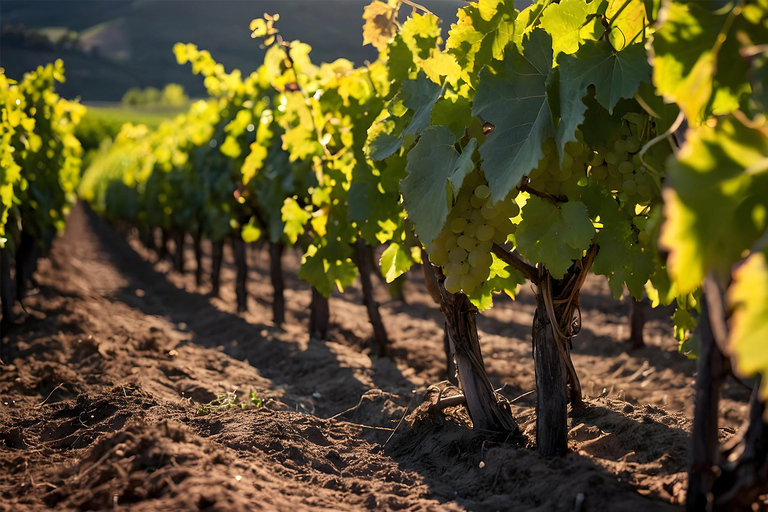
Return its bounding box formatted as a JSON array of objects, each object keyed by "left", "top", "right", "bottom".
[{"left": 0, "top": 204, "right": 751, "bottom": 511}]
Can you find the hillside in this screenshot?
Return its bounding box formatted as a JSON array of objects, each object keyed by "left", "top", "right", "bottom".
[{"left": 0, "top": 0, "right": 472, "bottom": 101}]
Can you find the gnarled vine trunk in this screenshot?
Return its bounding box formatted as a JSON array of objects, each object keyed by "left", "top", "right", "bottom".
[
  {"left": 433, "top": 265, "right": 518, "bottom": 433},
  {"left": 269, "top": 241, "right": 285, "bottom": 326},
  {"left": 160, "top": 229, "right": 171, "bottom": 261},
  {"left": 0, "top": 247, "right": 13, "bottom": 333},
  {"left": 310, "top": 287, "right": 329, "bottom": 340},
  {"left": 193, "top": 231, "right": 203, "bottom": 288},
  {"left": 421, "top": 254, "right": 456, "bottom": 383},
  {"left": 232, "top": 237, "right": 248, "bottom": 312},
  {"left": 711, "top": 380, "right": 768, "bottom": 511},
  {"left": 355, "top": 240, "right": 389, "bottom": 356},
  {"left": 173, "top": 230, "right": 186, "bottom": 274},
  {"left": 14, "top": 230, "right": 39, "bottom": 300},
  {"left": 629, "top": 298, "right": 645, "bottom": 348},
  {"left": 210, "top": 239, "right": 224, "bottom": 298}
]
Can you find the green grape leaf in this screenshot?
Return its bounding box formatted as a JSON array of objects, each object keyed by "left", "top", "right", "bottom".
[
  {"left": 515, "top": 197, "right": 595, "bottom": 279},
  {"left": 661, "top": 115, "right": 768, "bottom": 294},
  {"left": 513, "top": 1, "right": 546, "bottom": 50},
  {"left": 606, "top": 0, "right": 648, "bottom": 52},
  {"left": 446, "top": 0, "right": 516, "bottom": 86},
  {"left": 469, "top": 253, "right": 525, "bottom": 311},
  {"left": 299, "top": 242, "right": 357, "bottom": 297},
  {"left": 651, "top": 2, "right": 751, "bottom": 125},
  {"left": 593, "top": 220, "right": 654, "bottom": 299},
  {"left": 379, "top": 242, "right": 416, "bottom": 283},
  {"left": 557, "top": 40, "right": 651, "bottom": 161},
  {"left": 473, "top": 29, "right": 555, "bottom": 203},
  {"left": 673, "top": 306, "right": 699, "bottom": 358},
  {"left": 401, "top": 12, "right": 441, "bottom": 60},
  {"left": 728, "top": 250, "right": 768, "bottom": 399},
  {"left": 539, "top": 0, "right": 601, "bottom": 58},
  {"left": 241, "top": 217, "right": 262, "bottom": 243},
  {"left": 401, "top": 126, "right": 476, "bottom": 247},
  {"left": 281, "top": 197, "right": 311, "bottom": 244},
  {"left": 368, "top": 73, "right": 442, "bottom": 161}
]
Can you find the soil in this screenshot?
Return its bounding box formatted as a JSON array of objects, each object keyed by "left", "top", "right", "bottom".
[{"left": 0, "top": 203, "right": 752, "bottom": 511}]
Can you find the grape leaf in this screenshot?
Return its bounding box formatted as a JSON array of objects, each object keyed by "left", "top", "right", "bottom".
[
  {"left": 446, "top": 0, "right": 516, "bottom": 86},
  {"left": 728, "top": 249, "right": 768, "bottom": 402},
  {"left": 299, "top": 242, "right": 357, "bottom": 297},
  {"left": 367, "top": 73, "right": 442, "bottom": 161},
  {"left": 401, "top": 12, "right": 441, "bottom": 60},
  {"left": 557, "top": 40, "right": 651, "bottom": 161},
  {"left": 661, "top": 115, "right": 768, "bottom": 294},
  {"left": 379, "top": 242, "right": 416, "bottom": 283},
  {"left": 515, "top": 197, "right": 595, "bottom": 279},
  {"left": 473, "top": 29, "right": 555, "bottom": 203},
  {"left": 606, "top": 0, "right": 648, "bottom": 51},
  {"left": 401, "top": 126, "right": 477, "bottom": 247},
  {"left": 363, "top": 1, "right": 398, "bottom": 51},
  {"left": 651, "top": 2, "right": 751, "bottom": 125},
  {"left": 539, "top": 0, "right": 601, "bottom": 58}
]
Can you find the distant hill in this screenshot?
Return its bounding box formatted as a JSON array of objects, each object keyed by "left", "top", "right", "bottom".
[{"left": 0, "top": 0, "right": 474, "bottom": 101}]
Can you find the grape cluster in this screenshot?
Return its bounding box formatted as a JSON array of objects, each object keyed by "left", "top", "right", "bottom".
[
  {"left": 527, "top": 131, "right": 589, "bottom": 199},
  {"left": 587, "top": 126, "right": 653, "bottom": 204},
  {"left": 427, "top": 173, "right": 519, "bottom": 295}
]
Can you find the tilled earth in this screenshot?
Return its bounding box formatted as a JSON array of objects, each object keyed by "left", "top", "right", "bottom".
[{"left": 0, "top": 204, "right": 750, "bottom": 511}]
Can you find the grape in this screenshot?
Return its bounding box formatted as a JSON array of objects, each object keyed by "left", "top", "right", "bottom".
[
  {"left": 625, "top": 136, "right": 641, "bottom": 153},
  {"left": 618, "top": 161, "right": 634, "bottom": 174},
  {"left": 449, "top": 247, "right": 468, "bottom": 263},
  {"left": 465, "top": 223, "right": 477, "bottom": 237},
  {"left": 477, "top": 240, "right": 492, "bottom": 252},
  {"left": 474, "top": 184, "right": 491, "bottom": 199},
  {"left": 470, "top": 194, "right": 483, "bottom": 208},
  {"left": 429, "top": 246, "right": 449, "bottom": 266},
  {"left": 589, "top": 152, "right": 605, "bottom": 166},
  {"left": 637, "top": 184, "right": 652, "bottom": 201},
  {"left": 445, "top": 235, "right": 458, "bottom": 251},
  {"left": 468, "top": 250, "right": 492, "bottom": 269},
  {"left": 460, "top": 274, "right": 478, "bottom": 294},
  {"left": 604, "top": 152, "right": 621, "bottom": 166},
  {"left": 614, "top": 139, "right": 626, "bottom": 153},
  {"left": 473, "top": 224, "right": 492, "bottom": 242},
  {"left": 470, "top": 209, "right": 484, "bottom": 225},
  {"left": 451, "top": 218, "right": 467, "bottom": 233},
  {"left": 447, "top": 261, "right": 469, "bottom": 275},
  {"left": 481, "top": 204, "right": 499, "bottom": 220},
  {"left": 458, "top": 235, "right": 476, "bottom": 251},
  {"left": 622, "top": 179, "right": 638, "bottom": 196},
  {"left": 444, "top": 274, "right": 462, "bottom": 294}
]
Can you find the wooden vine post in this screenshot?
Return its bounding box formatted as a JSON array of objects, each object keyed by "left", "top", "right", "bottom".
[{"left": 493, "top": 245, "right": 594, "bottom": 456}]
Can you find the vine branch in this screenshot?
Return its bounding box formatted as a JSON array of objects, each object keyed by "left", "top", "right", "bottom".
[{"left": 491, "top": 244, "right": 539, "bottom": 284}]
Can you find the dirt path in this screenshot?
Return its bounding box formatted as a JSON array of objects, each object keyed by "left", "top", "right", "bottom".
[{"left": 0, "top": 204, "right": 749, "bottom": 511}]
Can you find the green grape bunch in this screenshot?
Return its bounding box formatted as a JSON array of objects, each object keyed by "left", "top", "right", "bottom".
[
  {"left": 527, "top": 130, "right": 590, "bottom": 199},
  {"left": 427, "top": 171, "right": 519, "bottom": 295},
  {"left": 587, "top": 122, "right": 654, "bottom": 204}
]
